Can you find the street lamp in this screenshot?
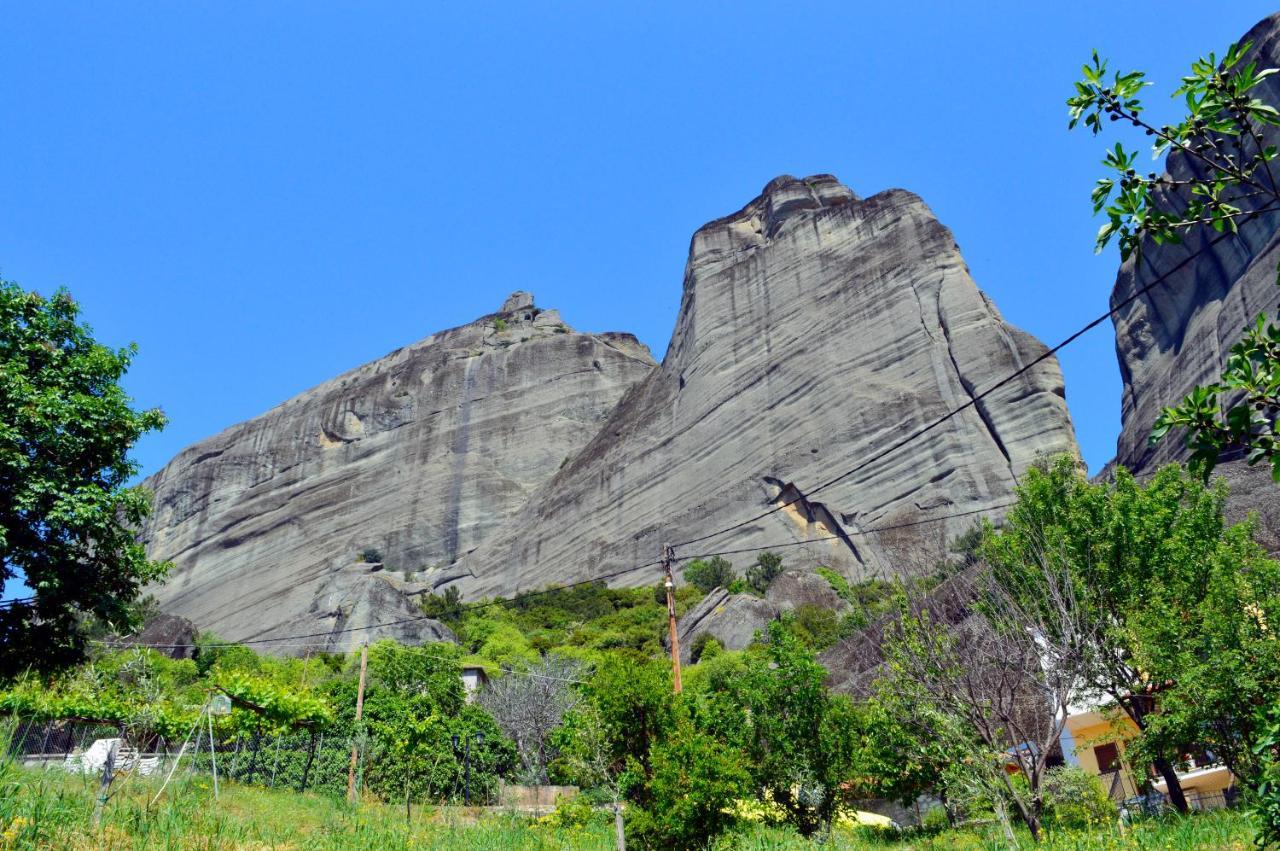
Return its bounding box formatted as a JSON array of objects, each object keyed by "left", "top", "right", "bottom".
[{"left": 451, "top": 732, "right": 485, "bottom": 806}]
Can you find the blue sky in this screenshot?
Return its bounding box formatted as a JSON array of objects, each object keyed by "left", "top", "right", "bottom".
[{"left": 3, "top": 2, "right": 1276, "bottom": 494}]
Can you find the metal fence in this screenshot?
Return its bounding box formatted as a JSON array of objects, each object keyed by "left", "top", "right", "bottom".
[{"left": 6, "top": 719, "right": 496, "bottom": 804}]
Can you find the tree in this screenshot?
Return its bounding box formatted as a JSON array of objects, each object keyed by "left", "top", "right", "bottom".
[
  {"left": 478, "top": 655, "right": 583, "bottom": 785},
  {"left": 704, "top": 621, "right": 863, "bottom": 837},
  {"left": 350, "top": 640, "right": 515, "bottom": 803},
  {"left": 1068, "top": 41, "right": 1280, "bottom": 481},
  {"left": 0, "top": 281, "right": 168, "bottom": 679},
  {"left": 554, "top": 702, "right": 629, "bottom": 850},
  {"left": 682, "top": 556, "right": 736, "bottom": 594},
  {"left": 420, "top": 585, "right": 464, "bottom": 625},
  {"left": 880, "top": 560, "right": 1094, "bottom": 842},
  {"left": 981, "top": 456, "right": 1280, "bottom": 812},
  {"left": 745, "top": 551, "right": 784, "bottom": 594}
]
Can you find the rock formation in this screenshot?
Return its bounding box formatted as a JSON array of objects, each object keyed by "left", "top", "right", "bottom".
[
  {"left": 142, "top": 173, "right": 1080, "bottom": 645},
  {"left": 674, "top": 567, "right": 852, "bottom": 663},
  {"left": 1110, "top": 13, "right": 1280, "bottom": 554},
  {"left": 453, "top": 175, "right": 1079, "bottom": 598},
  {"left": 139, "top": 298, "right": 655, "bottom": 646}
]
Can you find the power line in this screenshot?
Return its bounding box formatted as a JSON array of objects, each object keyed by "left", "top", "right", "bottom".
[
  {"left": 102, "top": 558, "right": 665, "bottom": 651},
  {"left": 672, "top": 224, "right": 1244, "bottom": 551},
  {"left": 82, "top": 218, "right": 1257, "bottom": 657},
  {"left": 679, "top": 501, "right": 1014, "bottom": 562},
  {"left": 100, "top": 637, "right": 587, "bottom": 684},
  {"left": 95, "top": 501, "right": 1008, "bottom": 654}
]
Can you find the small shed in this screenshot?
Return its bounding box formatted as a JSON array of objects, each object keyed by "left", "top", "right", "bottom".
[{"left": 460, "top": 665, "right": 488, "bottom": 702}]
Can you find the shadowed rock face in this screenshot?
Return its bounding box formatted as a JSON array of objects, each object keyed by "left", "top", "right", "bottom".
[
  {"left": 140, "top": 299, "right": 655, "bottom": 645},
  {"left": 1110, "top": 13, "right": 1280, "bottom": 553},
  {"left": 455, "top": 175, "right": 1078, "bottom": 597}
]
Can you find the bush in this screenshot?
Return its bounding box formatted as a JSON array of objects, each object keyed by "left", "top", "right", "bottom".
[
  {"left": 359, "top": 547, "right": 383, "bottom": 564},
  {"left": 626, "top": 724, "right": 750, "bottom": 848},
  {"left": 815, "top": 567, "right": 855, "bottom": 604},
  {"left": 539, "top": 793, "right": 602, "bottom": 830},
  {"left": 421, "top": 586, "right": 464, "bottom": 625},
  {"left": 689, "top": 632, "right": 723, "bottom": 663},
  {"left": 1252, "top": 705, "right": 1280, "bottom": 847},
  {"left": 1041, "top": 765, "right": 1117, "bottom": 830},
  {"left": 745, "top": 552, "right": 783, "bottom": 594},
  {"left": 683, "top": 557, "right": 737, "bottom": 594},
  {"left": 782, "top": 604, "right": 842, "bottom": 651}
]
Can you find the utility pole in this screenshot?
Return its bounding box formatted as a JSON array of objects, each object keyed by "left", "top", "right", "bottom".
[
  {"left": 662, "top": 543, "right": 682, "bottom": 694},
  {"left": 347, "top": 640, "right": 369, "bottom": 804}
]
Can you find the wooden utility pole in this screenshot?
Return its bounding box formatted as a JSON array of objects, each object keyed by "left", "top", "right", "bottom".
[
  {"left": 347, "top": 640, "right": 369, "bottom": 804},
  {"left": 662, "top": 543, "right": 682, "bottom": 694}
]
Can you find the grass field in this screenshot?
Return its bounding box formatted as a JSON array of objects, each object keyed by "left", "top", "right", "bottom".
[{"left": 0, "top": 758, "right": 1258, "bottom": 849}]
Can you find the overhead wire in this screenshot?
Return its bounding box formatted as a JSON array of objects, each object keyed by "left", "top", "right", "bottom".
[
  {"left": 671, "top": 222, "right": 1250, "bottom": 551},
  {"left": 67, "top": 213, "right": 1270, "bottom": 659}
]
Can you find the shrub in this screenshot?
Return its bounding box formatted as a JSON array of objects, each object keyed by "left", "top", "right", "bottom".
[
  {"left": 420, "top": 586, "right": 464, "bottom": 625},
  {"left": 1041, "top": 766, "right": 1117, "bottom": 830},
  {"left": 359, "top": 547, "right": 383, "bottom": 564},
  {"left": 783, "top": 604, "right": 842, "bottom": 651},
  {"left": 745, "top": 552, "right": 783, "bottom": 594},
  {"left": 494, "top": 318, "right": 508, "bottom": 332},
  {"left": 689, "top": 632, "right": 723, "bottom": 663},
  {"left": 626, "top": 724, "right": 750, "bottom": 848},
  {"left": 539, "top": 793, "right": 601, "bottom": 830},
  {"left": 1252, "top": 705, "right": 1280, "bottom": 847},
  {"left": 683, "top": 557, "right": 737, "bottom": 594},
  {"left": 815, "top": 567, "right": 855, "bottom": 604}
]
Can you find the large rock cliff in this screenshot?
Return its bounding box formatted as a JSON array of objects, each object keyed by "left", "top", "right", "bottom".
[
  {"left": 450, "top": 175, "right": 1079, "bottom": 597},
  {"left": 140, "top": 295, "right": 655, "bottom": 648},
  {"left": 1110, "top": 13, "right": 1280, "bottom": 554}
]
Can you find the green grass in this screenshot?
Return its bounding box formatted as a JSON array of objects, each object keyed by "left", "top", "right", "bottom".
[{"left": 0, "top": 758, "right": 1258, "bottom": 849}]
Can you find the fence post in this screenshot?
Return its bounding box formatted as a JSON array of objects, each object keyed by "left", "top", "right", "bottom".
[
  {"left": 269, "top": 734, "right": 283, "bottom": 787},
  {"left": 299, "top": 732, "right": 318, "bottom": 793},
  {"left": 246, "top": 728, "right": 262, "bottom": 784}
]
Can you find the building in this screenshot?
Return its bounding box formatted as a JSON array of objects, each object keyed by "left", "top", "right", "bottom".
[
  {"left": 1061, "top": 700, "right": 1236, "bottom": 810},
  {"left": 460, "top": 665, "right": 488, "bottom": 703}
]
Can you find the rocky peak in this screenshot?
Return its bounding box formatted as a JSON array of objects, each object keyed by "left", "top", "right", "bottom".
[
  {"left": 500, "top": 291, "right": 535, "bottom": 314},
  {"left": 139, "top": 299, "right": 656, "bottom": 647},
  {"left": 456, "top": 173, "right": 1078, "bottom": 598}
]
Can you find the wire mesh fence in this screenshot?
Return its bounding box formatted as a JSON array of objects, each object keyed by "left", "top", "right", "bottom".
[{"left": 6, "top": 718, "right": 498, "bottom": 804}]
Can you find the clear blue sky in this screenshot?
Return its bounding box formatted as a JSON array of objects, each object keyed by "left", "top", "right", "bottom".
[{"left": 3, "top": 2, "right": 1275, "bottom": 490}]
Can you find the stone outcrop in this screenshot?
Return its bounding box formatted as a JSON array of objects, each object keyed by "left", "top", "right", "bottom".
[
  {"left": 120, "top": 613, "right": 199, "bottom": 660},
  {"left": 1110, "top": 13, "right": 1280, "bottom": 554},
  {"left": 140, "top": 297, "right": 655, "bottom": 645},
  {"left": 675, "top": 588, "right": 778, "bottom": 663},
  {"left": 673, "top": 567, "right": 854, "bottom": 663},
  {"left": 454, "top": 175, "right": 1079, "bottom": 597}
]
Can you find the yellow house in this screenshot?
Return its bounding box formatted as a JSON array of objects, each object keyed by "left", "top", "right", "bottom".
[{"left": 1061, "top": 701, "right": 1235, "bottom": 810}]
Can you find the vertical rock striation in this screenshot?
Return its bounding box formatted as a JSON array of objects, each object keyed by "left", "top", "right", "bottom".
[
  {"left": 1110, "top": 13, "right": 1280, "bottom": 553},
  {"left": 455, "top": 175, "right": 1078, "bottom": 596},
  {"left": 139, "top": 298, "right": 655, "bottom": 646}
]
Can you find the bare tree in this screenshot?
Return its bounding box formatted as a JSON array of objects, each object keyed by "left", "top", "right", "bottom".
[
  {"left": 881, "top": 554, "right": 1096, "bottom": 843},
  {"left": 478, "top": 655, "right": 583, "bottom": 786}
]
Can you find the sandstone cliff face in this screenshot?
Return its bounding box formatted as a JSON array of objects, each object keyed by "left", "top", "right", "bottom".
[
  {"left": 1111, "top": 13, "right": 1280, "bottom": 553},
  {"left": 453, "top": 175, "right": 1079, "bottom": 597},
  {"left": 140, "top": 294, "right": 655, "bottom": 646}
]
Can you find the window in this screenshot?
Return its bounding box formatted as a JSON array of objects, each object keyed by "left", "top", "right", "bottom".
[{"left": 1094, "top": 742, "right": 1120, "bottom": 773}]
